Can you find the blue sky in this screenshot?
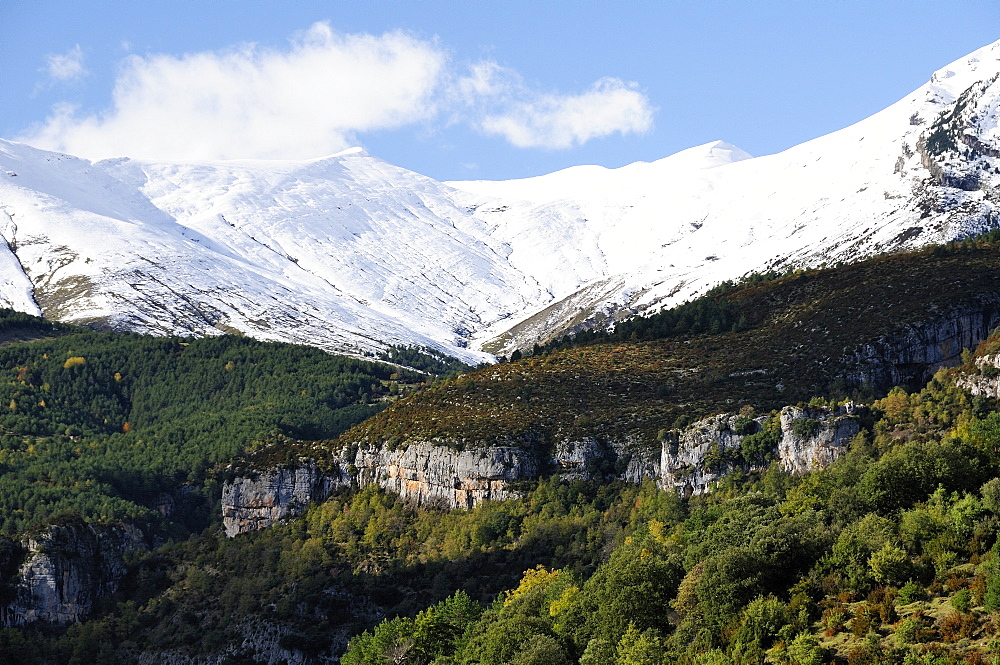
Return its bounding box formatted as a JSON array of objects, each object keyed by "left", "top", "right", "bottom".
[{"left": 3, "top": 1, "right": 1000, "bottom": 180}]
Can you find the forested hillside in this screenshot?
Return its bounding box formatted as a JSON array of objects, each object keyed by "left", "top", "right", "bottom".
[
  {"left": 7, "top": 242, "right": 1000, "bottom": 663},
  {"left": 340, "top": 239, "right": 1000, "bottom": 451},
  {"left": 0, "top": 316, "right": 447, "bottom": 541},
  {"left": 342, "top": 336, "right": 1000, "bottom": 664}
]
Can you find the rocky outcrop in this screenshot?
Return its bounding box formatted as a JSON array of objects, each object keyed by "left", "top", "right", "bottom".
[
  {"left": 550, "top": 439, "right": 606, "bottom": 481},
  {"left": 221, "top": 432, "right": 677, "bottom": 537},
  {"left": 612, "top": 440, "right": 661, "bottom": 485},
  {"left": 777, "top": 403, "right": 864, "bottom": 475},
  {"left": 222, "top": 461, "right": 346, "bottom": 538},
  {"left": 956, "top": 352, "right": 1000, "bottom": 397},
  {"left": 842, "top": 308, "right": 1000, "bottom": 390},
  {"left": 1, "top": 521, "right": 146, "bottom": 627},
  {"left": 221, "top": 403, "right": 870, "bottom": 535},
  {"left": 660, "top": 413, "right": 764, "bottom": 497},
  {"left": 352, "top": 441, "right": 537, "bottom": 510},
  {"left": 660, "top": 404, "right": 866, "bottom": 497},
  {"left": 222, "top": 443, "right": 541, "bottom": 536}
]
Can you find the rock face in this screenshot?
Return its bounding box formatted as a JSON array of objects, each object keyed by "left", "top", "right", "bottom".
[
  {"left": 352, "top": 441, "right": 537, "bottom": 509},
  {"left": 660, "top": 413, "right": 764, "bottom": 498},
  {"left": 776, "top": 404, "right": 864, "bottom": 475},
  {"left": 221, "top": 404, "right": 867, "bottom": 535},
  {"left": 222, "top": 462, "right": 344, "bottom": 538},
  {"left": 843, "top": 308, "right": 1000, "bottom": 390},
  {"left": 660, "top": 404, "right": 865, "bottom": 497},
  {"left": 956, "top": 353, "right": 1000, "bottom": 397},
  {"left": 1, "top": 521, "right": 146, "bottom": 627},
  {"left": 221, "top": 444, "right": 541, "bottom": 536}
]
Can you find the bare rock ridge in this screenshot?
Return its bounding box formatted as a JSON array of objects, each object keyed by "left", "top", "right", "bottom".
[
  {"left": 222, "top": 302, "right": 1000, "bottom": 536},
  {"left": 221, "top": 402, "right": 867, "bottom": 537},
  {"left": 659, "top": 404, "right": 864, "bottom": 496},
  {"left": 956, "top": 350, "right": 1000, "bottom": 398},
  {"left": 352, "top": 441, "right": 536, "bottom": 510},
  {"left": 0, "top": 521, "right": 146, "bottom": 627},
  {"left": 842, "top": 307, "right": 1000, "bottom": 390},
  {"left": 221, "top": 463, "right": 338, "bottom": 538}
]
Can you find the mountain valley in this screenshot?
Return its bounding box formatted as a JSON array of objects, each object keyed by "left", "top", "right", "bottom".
[{"left": 3, "top": 37, "right": 1000, "bottom": 665}]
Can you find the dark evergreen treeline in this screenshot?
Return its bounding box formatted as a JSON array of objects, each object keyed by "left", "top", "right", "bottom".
[{"left": 377, "top": 344, "right": 475, "bottom": 377}]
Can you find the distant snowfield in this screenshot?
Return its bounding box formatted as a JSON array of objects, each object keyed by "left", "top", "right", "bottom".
[{"left": 1, "top": 41, "right": 999, "bottom": 360}]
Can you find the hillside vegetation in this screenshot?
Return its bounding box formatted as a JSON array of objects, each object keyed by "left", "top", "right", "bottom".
[
  {"left": 7, "top": 243, "right": 1000, "bottom": 663},
  {"left": 340, "top": 240, "right": 1000, "bottom": 452},
  {"left": 341, "top": 333, "right": 1000, "bottom": 665},
  {"left": 8, "top": 333, "right": 1000, "bottom": 665},
  {"left": 0, "top": 316, "right": 446, "bottom": 539}
]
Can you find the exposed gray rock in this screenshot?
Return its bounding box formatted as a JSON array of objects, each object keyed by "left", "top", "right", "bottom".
[
  {"left": 842, "top": 308, "right": 1000, "bottom": 390},
  {"left": 613, "top": 439, "right": 661, "bottom": 484},
  {"left": 1, "top": 521, "right": 146, "bottom": 627},
  {"left": 222, "top": 461, "right": 345, "bottom": 538},
  {"left": 660, "top": 413, "right": 765, "bottom": 497},
  {"left": 221, "top": 405, "right": 868, "bottom": 535},
  {"left": 777, "top": 403, "right": 864, "bottom": 475},
  {"left": 660, "top": 403, "right": 866, "bottom": 497},
  {"left": 352, "top": 440, "right": 537, "bottom": 510},
  {"left": 956, "top": 352, "right": 1000, "bottom": 397},
  {"left": 550, "top": 438, "right": 604, "bottom": 480}
]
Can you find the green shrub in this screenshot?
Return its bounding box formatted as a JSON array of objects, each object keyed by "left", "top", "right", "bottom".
[
  {"left": 893, "top": 617, "right": 920, "bottom": 645},
  {"left": 792, "top": 418, "right": 821, "bottom": 439},
  {"left": 951, "top": 588, "right": 972, "bottom": 613},
  {"left": 897, "top": 581, "right": 927, "bottom": 605},
  {"left": 733, "top": 416, "right": 756, "bottom": 436},
  {"left": 740, "top": 424, "right": 780, "bottom": 465}
]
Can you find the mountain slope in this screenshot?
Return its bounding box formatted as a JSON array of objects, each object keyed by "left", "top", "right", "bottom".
[
  {"left": 0, "top": 143, "right": 545, "bottom": 363},
  {"left": 0, "top": 41, "right": 999, "bottom": 359},
  {"left": 336, "top": 241, "right": 1000, "bottom": 454},
  {"left": 450, "top": 41, "right": 1000, "bottom": 354}
]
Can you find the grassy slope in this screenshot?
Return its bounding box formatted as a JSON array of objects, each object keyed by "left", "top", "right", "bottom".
[{"left": 339, "top": 245, "right": 1000, "bottom": 452}]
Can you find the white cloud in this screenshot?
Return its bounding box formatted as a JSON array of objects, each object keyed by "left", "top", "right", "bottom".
[
  {"left": 478, "top": 77, "right": 654, "bottom": 149},
  {"left": 24, "top": 23, "right": 446, "bottom": 161},
  {"left": 45, "top": 45, "right": 87, "bottom": 82},
  {"left": 21, "top": 24, "right": 654, "bottom": 161}
]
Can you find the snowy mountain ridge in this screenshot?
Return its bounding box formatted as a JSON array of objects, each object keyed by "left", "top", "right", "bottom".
[{"left": 1, "top": 40, "right": 1000, "bottom": 360}]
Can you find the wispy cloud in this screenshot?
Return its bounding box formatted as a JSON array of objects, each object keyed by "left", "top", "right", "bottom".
[
  {"left": 22, "top": 23, "right": 654, "bottom": 161},
  {"left": 457, "top": 63, "right": 654, "bottom": 149},
  {"left": 44, "top": 45, "right": 87, "bottom": 83},
  {"left": 24, "top": 24, "right": 444, "bottom": 161}
]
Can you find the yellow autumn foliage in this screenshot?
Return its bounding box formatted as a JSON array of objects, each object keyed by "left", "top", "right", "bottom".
[{"left": 63, "top": 356, "right": 86, "bottom": 369}]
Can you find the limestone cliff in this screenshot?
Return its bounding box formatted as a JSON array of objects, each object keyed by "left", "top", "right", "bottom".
[
  {"left": 1, "top": 521, "right": 146, "bottom": 627},
  {"left": 659, "top": 413, "right": 765, "bottom": 497},
  {"left": 221, "top": 404, "right": 865, "bottom": 535},
  {"left": 351, "top": 440, "right": 537, "bottom": 509},
  {"left": 224, "top": 434, "right": 673, "bottom": 536},
  {"left": 776, "top": 403, "right": 864, "bottom": 475},
  {"left": 660, "top": 404, "right": 865, "bottom": 497},
  {"left": 842, "top": 307, "right": 1000, "bottom": 390},
  {"left": 956, "top": 352, "right": 1000, "bottom": 398},
  {"left": 221, "top": 461, "right": 345, "bottom": 537},
  {"left": 222, "top": 443, "right": 543, "bottom": 536}
]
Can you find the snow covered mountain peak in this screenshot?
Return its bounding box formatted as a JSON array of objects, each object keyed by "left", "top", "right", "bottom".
[
  {"left": 929, "top": 38, "right": 1000, "bottom": 87},
  {"left": 1, "top": 42, "right": 1000, "bottom": 360},
  {"left": 448, "top": 139, "right": 752, "bottom": 205}
]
